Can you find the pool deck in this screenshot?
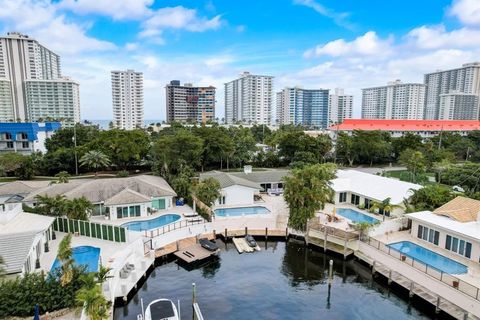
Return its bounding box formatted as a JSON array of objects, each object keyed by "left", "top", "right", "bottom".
[{"left": 316, "top": 203, "right": 387, "bottom": 232}]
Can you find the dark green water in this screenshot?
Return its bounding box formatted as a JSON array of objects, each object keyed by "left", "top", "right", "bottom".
[{"left": 114, "top": 240, "right": 440, "bottom": 320}]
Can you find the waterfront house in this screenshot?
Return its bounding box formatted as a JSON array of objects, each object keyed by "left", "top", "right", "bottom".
[
  {"left": 22, "top": 175, "right": 176, "bottom": 220},
  {"left": 330, "top": 170, "right": 422, "bottom": 216},
  {"left": 0, "top": 202, "right": 55, "bottom": 276},
  {"left": 200, "top": 171, "right": 261, "bottom": 206},
  {"left": 408, "top": 196, "right": 480, "bottom": 263}
]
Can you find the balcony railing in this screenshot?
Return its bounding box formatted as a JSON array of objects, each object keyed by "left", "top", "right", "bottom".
[
  {"left": 364, "top": 237, "right": 480, "bottom": 301},
  {"left": 143, "top": 218, "right": 206, "bottom": 238}
]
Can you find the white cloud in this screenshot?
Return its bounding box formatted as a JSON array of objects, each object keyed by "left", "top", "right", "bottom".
[
  {"left": 140, "top": 6, "right": 222, "bottom": 38},
  {"left": 450, "top": 0, "right": 480, "bottom": 26},
  {"left": 57, "top": 0, "right": 153, "bottom": 20},
  {"left": 293, "top": 0, "right": 353, "bottom": 29},
  {"left": 304, "top": 31, "right": 393, "bottom": 58},
  {"left": 406, "top": 25, "right": 480, "bottom": 50}
]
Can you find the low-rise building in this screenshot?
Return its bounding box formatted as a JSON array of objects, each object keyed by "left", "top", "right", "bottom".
[
  {"left": 330, "top": 170, "right": 422, "bottom": 216},
  {"left": 21, "top": 175, "right": 176, "bottom": 220},
  {"left": 408, "top": 197, "right": 480, "bottom": 263},
  {"left": 329, "top": 119, "right": 480, "bottom": 138},
  {"left": 0, "top": 122, "right": 61, "bottom": 154}
]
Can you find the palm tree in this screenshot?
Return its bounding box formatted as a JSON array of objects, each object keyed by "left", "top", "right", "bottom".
[
  {"left": 35, "top": 194, "right": 68, "bottom": 216},
  {"left": 0, "top": 256, "right": 5, "bottom": 277},
  {"left": 58, "top": 234, "right": 74, "bottom": 286},
  {"left": 369, "top": 197, "right": 402, "bottom": 221},
  {"left": 55, "top": 171, "right": 71, "bottom": 183},
  {"left": 76, "top": 285, "right": 109, "bottom": 320},
  {"left": 79, "top": 150, "right": 110, "bottom": 178},
  {"left": 66, "top": 197, "right": 93, "bottom": 220}
]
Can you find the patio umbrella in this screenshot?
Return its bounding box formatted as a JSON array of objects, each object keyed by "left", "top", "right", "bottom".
[{"left": 33, "top": 304, "right": 40, "bottom": 320}]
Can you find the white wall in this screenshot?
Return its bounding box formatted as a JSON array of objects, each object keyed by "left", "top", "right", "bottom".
[
  {"left": 108, "top": 202, "right": 150, "bottom": 221},
  {"left": 334, "top": 191, "right": 405, "bottom": 216},
  {"left": 411, "top": 220, "right": 480, "bottom": 263},
  {"left": 216, "top": 185, "right": 257, "bottom": 206},
  {"left": 369, "top": 217, "right": 408, "bottom": 237}
]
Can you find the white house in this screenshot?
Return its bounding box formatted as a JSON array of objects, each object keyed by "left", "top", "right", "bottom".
[
  {"left": 330, "top": 170, "right": 422, "bottom": 216},
  {"left": 200, "top": 171, "right": 261, "bottom": 206},
  {"left": 0, "top": 202, "right": 55, "bottom": 276},
  {"left": 408, "top": 197, "right": 480, "bottom": 263},
  {"left": 22, "top": 175, "right": 177, "bottom": 220}
]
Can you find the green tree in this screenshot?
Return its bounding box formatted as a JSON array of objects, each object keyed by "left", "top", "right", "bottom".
[
  {"left": 45, "top": 124, "right": 99, "bottom": 153},
  {"left": 392, "top": 133, "right": 423, "bottom": 159},
  {"left": 195, "top": 177, "right": 221, "bottom": 206},
  {"left": 336, "top": 132, "right": 355, "bottom": 166},
  {"left": 0, "top": 153, "right": 35, "bottom": 179},
  {"left": 55, "top": 171, "right": 71, "bottom": 183},
  {"left": 58, "top": 234, "right": 74, "bottom": 286},
  {"left": 250, "top": 124, "right": 272, "bottom": 143},
  {"left": 398, "top": 148, "right": 427, "bottom": 182},
  {"left": 352, "top": 130, "right": 392, "bottom": 166},
  {"left": 76, "top": 275, "right": 109, "bottom": 320},
  {"left": 441, "top": 162, "right": 480, "bottom": 193},
  {"left": 65, "top": 197, "right": 93, "bottom": 220},
  {"left": 0, "top": 256, "right": 4, "bottom": 277},
  {"left": 409, "top": 185, "right": 455, "bottom": 211},
  {"left": 79, "top": 150, "right": 110, "bottom": 177},
  {"left": 284, "top": 163, "right": 337, "bottom": 231},
  {"left": 34, "top": 194, "right": 68, "bottom": 216},
  {"left": 369, "top": 197, "right": 402, "bottom": 221},
  {"left": 195, "top": 126, "right": 235, "bottom": 170},
  {"left": 228, "top": 126, "right": 257, "bottom": 168},
  {"left": 169, "top": 165, "right": 195, "bottom": 199}
]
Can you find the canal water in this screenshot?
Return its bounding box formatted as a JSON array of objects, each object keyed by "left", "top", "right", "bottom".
[{"left": 114, "top": 240, "right": 440, "bottom": 320}]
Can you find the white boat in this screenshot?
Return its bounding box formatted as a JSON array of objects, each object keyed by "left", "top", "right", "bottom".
[{"left": 144, "top": 299, "right": 179, "bottom": 320}]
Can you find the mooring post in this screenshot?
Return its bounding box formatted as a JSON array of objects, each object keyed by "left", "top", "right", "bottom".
[
  {"left": 245, "top": 226, "right": 248, "bottom": 236},
  {"left": 409, "top": 282, "right": 414, "bottom": 298},
  {"left": 213, "top": 229, "right": 216, "bottom": 240},
  {"left": 435, "top": 297, "right": 441, "bottom": 314},
  {"left": 324, "top": 227, "right": 328, "bottom": 252},
  {"left": 464, "top": 312, "right": 469, "bottom": 320},
  {"left": 343, "top": 237, "right": 347, "bottom": 260},
  {"left": 176, "top": 241, "right": 179, "bottom": 251},
  {"left": 265, "top": 227, "right": 268, "bottom": 240},
  {"left": 192, "top": 282, "right": 196, "bottom": 304},
  {"left": 372, "top": 261, "right": 376, "bottom": 275},
  {"left": 285, "top": 227, "right": 288, "bottom": 240},
  {"left": 328, "top": 259, "right": 334, "bottom": 285},
  {"left": 224, "top": 228, "right": 227, "bottom": 240},
  {"left": 388, "top": 270, "right": 392, "bottom": 285}
]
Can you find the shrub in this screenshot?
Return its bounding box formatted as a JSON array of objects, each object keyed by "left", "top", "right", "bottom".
[{"left": 116, "top": 170, "right": 129, "bottom": 177}]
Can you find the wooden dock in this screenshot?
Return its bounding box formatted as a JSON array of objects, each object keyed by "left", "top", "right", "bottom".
[
  {"left": 232, "top": 237, "right": 260, "bottom": 253},
  {"left": 355, "top": 252, "right": 478, "bottom": 320},
  {"left": 154, "top": 233, "right": 215, "bottom": 259},
  {"left": 174, "top": 243, "right": 218, "bottom": 264}
]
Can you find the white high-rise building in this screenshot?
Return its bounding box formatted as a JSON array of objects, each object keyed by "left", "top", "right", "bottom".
[
  {"left": 225, "top": 72, "right": 273, "bottom": 125},
  {"left": 0, "top": 32, "right": 79, "bottom": 125},
  {"left": 329, "top": 88, "right": 353, "bottom": 124},
  {"left": 362, "top": 80, "right": 425, "bottom": 120},
  {"left": 276, "top": 87, "right": 330, "bottom": 128},
  {"left": 111, "top": 70, "right": 144, "bottom": 130},
  {"left": 439, "top": 91, "right": 479, "bottom": 120},
  {"left": 424, "top": 62, "right": 480, "bottom": 119}
]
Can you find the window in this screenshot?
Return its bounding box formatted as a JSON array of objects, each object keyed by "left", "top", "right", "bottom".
[
  {"left": 417, "top": 224, "right": 439, "bottom": 245},
  {"left": 22, "top": 142, "right": 29, "bottom": 149},
  {"left": 445, "top": 234, "right": 472, "bottom": 258},
  {"left": 6, "top": 141, "right": 13, "bottom": 149},
  {"left": 351, "top": 194, "right": 360, "bottom": 205},
  {"left": 339, "top": 192, "right": 347, "bottom": 203}
]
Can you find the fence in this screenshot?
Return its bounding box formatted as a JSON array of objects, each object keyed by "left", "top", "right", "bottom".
[
  {"left": 53, "top": 217, "right": 127, "bottom": 243},
  {"left": 308, "top": 218, "right": 359, "bottom": 240},
  {"left": 143, "top": 218, "right": 206, "bottom": 238},
  {"left": 365, "top": 237, "right": 480, "bottom": 301}
]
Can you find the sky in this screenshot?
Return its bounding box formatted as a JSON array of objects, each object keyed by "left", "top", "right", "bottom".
[{"left": 1, "top": 0, "right": 480, "bottom": 121}]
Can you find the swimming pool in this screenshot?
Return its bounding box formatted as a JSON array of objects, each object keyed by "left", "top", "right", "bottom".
[
  {"left": 121, "top": 214, "right": 181, "bottom": 231},
  {"left": 337, "top": 208, "right": 379, "bottom": 224},
  {"left": 388, "top": 241, "right": 468, "bottom": 274},
  {"left": 214, "top": 206, "right": 270, "bottom": 217},
  {"left": 51, "top": 246, "right": 100, "bottom": 273}
]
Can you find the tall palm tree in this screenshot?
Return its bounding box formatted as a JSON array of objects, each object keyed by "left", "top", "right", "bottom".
[
  {"left": 58, "top": 234, "right": 74, "bottom": 286},
  {"left": 55, "top": 171, "right": 71, "bottom": 183},
  {"left": 370, "top": 197, "right": 402, "bottom": 221},
  {"left": 35, "top": 194, "right": 68, "bottom": 216},
  {"left": 76, "top": 285, "right": 109, "bottom": 320},
  {"left": 79, "top": 150, "right": 110, "bottom": 178}
]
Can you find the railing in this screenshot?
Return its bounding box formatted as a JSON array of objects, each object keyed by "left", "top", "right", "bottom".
[
  {"left": 143, "top": 218, "right": 207, "bottom": 238},
  {"left": 364, "top": 237, "right": 480, "bottom": 301},
  {"left": 308, "top": 218, "right": 359, "bottom": 240}
]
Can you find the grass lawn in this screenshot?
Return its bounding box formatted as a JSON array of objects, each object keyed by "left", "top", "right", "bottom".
[{"left": 383, "top": 170, "right": 436, "bottom": 184}]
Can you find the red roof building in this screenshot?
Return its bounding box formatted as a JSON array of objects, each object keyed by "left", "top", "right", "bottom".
[{"left": 329, "top": 119, "right": 480, "bottom": 137}]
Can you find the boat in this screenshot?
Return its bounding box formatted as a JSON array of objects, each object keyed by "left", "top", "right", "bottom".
[
  {"left": 144, "top": 299, "right": 179, "bottom": 320},
  {"left": 245, "top": 234, "right": 257, "bottom": 248},
  {"left": 199, "top": 238, "right": 219, "bottom": 252}
]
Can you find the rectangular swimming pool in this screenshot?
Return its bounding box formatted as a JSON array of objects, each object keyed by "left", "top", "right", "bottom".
[
  {"left": 388, "top": 241, "right": 468, "bottom": 274},
  {"left": 51, "top": 246, "right": 100, "bottom": 273},
  {"left": 337, "top": 208, "right": 379, "bottom": 224},
  {"left": 214, "top": 206, "right": 270, "bottom": 217}
]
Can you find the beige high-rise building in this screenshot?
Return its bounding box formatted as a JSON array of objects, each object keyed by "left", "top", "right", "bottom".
[
  {"left": 225, "top": 72, "right": 273, "bottom": 125},
  {"left": 111, "top": 70, "right": 144, "bottom": 130},
  {"left": 0, "top": 32, "right": 80, "bottom": 125},
  {"left": 362, "top": 80, "right": 425, "bottom": 120}
]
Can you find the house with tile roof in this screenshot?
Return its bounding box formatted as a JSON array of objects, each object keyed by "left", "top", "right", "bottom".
[
  {"left": 408, "top": 196, "right": 480, "bottom": 263},
  {"left": 20, "top": 175, "right": 177, "bottom": 220}
]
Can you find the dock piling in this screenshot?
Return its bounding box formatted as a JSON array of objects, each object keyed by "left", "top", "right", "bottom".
[
  {"left": 224, "top": 228, "right": 227, "bottom": 240},
  {"left": 323, "top": 227, "right": 328, "bottom": 253},
  {"left": 372, "top": 261, "right": 376, "bottom": 275},
  {"left": 388, "top": 270, "right": 392, "bottom": 285},
  {"left": 265, "top": 227, "right": 268, "bottom": 240},
  {"left": 436, "top": 297, "right": 441, "bottom": 314},
  {"left": 343, "top": 238, "right": 347, "bottom": 260},
  {"left": 328, "top": 259, "right": 333, "bottom": 285},
  {"left": 409, "top": 282, "right": 414, "bottom": 298},
  {"left": 245, "top": 226, "right": 248, "bottom": 236}
]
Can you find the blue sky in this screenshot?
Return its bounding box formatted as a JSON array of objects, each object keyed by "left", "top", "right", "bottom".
[{"left": 1, "top": 0, "right": 479, "bottom": 120}]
